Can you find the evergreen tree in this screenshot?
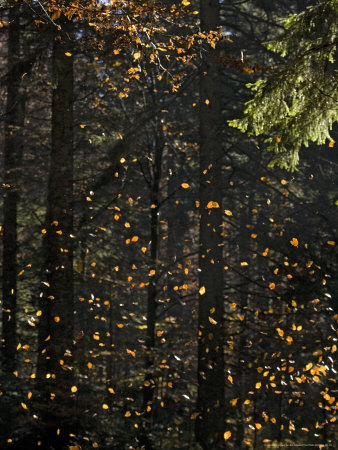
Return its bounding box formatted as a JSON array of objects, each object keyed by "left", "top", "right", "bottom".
[{"left": 230, "top": 0, "right": 338, "bottom": 169}]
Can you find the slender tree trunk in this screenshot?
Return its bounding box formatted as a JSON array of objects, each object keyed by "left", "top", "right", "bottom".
[
  {"left": 1, "top": 4, "right": 25, "bottom": 374},
  {"left": 196, "top": 1, "right": 225, "bottom": 448},
  {"left": 36, "top": 18, "right": 75, "bottom": 448},
  {"left": 140, "top": 125, "right": 164, "bottom": 449}
]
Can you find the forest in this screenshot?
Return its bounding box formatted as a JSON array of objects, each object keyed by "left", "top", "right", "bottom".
[{"left": 0, "top": 0, "right": 337, "bottom": 449}]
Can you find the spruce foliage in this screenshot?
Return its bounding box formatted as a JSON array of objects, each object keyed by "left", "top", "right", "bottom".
[{"left": 230, "top": 0, "right": 338, "bottom": 170}]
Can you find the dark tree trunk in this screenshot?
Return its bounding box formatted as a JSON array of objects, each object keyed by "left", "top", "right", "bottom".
[
  {"left": 140, "top": 123, "right": 164, "bottom": 449},
  {"left": 196, "top": 0, "right": 226, "bottom": 448},
  {"left": 2, "top": 4, "right": 25, "bottom": 374},
  {"left": 36, "top": 18, "right": 75, "bottom": 448}
]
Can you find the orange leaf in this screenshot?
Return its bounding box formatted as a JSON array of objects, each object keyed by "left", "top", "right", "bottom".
[
  {"left": 290, "top": 237, "right": 298, "bottom": 247},
  {"left": 224, "top": 431, "right": 232, "bottom": 440}
]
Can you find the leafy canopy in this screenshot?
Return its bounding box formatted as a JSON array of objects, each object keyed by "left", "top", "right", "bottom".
[{"left": 229, "top": 0, "right": 338, "bottom": 170}]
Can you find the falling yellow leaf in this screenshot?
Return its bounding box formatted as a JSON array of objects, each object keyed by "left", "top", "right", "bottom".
[
  {"left": 206, "top": 201, "right": 219, "bottom": 209},
  {"left": 290, "top": 237, "right": 298, "bottom": 247},
  {"left": 199, "top": 286, "right": 206, "bottom": 295},
  {"left": 276, "top": 328, "right": 284, "bottom": 337},
  {"left": 181, "top": 183, "right": 190, "bottom": 189},
  {"left": 205, "top": 99, "right": 210, "bottom": 105},
  {"left": 228, "top": 375, "right": 233, "bottom": 384},
  {"left": 102, "top": 403, "right": 109, "bottom": 409},
  {"left": 224, "top": 431, "right": 231, "bottom": 440},
  {"left": 65, "top": 52, "right": 72, "bottom": 57},
  {"left": 124, "top": 411, "right": 131, "bottom": 417},
  {"left": 255, "top": 382, "right": 261, "bottom": 389},
  {"left": 71, "top": 386, "right": 78, "bottom": 393},
  {"left": 255, "top": 423, "right": 262, "bottom": 430},
  {"left": 54, "top": 316, "right": 60, "bottom": 323},
  {"left": 133, "top": 52, "right": 141, "bottom": 60},
  {"left": 209, "top": 316, "right": 217, "bottom": 325},
  {"left": 329, "top": 141, "right": 335, "bottom": 147},
  {"left": 304, "top": 363, "right": 313, "bottom": 371},
  {"left": 21, "top": 403, "right": 28, "bottom": 410},
  {"left": 269, "top": 283, "right": 276, "bottom": 290},
  {"left": 224, "top": 209, "right": 232, "bottom": 216},
  {"left": 327, "top": 241, "right": 335, "bottom": 246}
]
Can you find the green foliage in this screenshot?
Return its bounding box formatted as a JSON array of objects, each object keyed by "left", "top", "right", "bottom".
[{"left": 229, "top": 0, "right": 338, "bottom": 170}]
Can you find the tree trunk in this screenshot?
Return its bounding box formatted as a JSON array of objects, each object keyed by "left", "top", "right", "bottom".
[
  {"left": 36, "top": 18, "right": 75, "bottom": 448},
  {"left": 196, "top": 0, "right": 225, "bottom": 448},
  {"left": 140, "top": 123, "right": 164, "bottom": 449},
  {"left": 2, "top": 4, "right": 25, "bottom": 374}
]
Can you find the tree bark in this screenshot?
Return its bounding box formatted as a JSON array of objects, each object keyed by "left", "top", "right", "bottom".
[
  {"left": 2, "top": 4, "right": 25, "bottom": 374},
  {"left": 140, "top": 122, "right": 164, "bottom": 449},
  {"left": 196, "top": 0, "right": 226, "bottom": 448},
  {"left": 36, "top": 18, "right": 75, "bottom": 447}
]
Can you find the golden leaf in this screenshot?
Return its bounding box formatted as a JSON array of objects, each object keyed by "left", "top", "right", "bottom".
[
  {"left": 51, "top": 10, "right": 61, "bottom": 21},
  {"left": 290, "top": 237, "right": 298, "bottom": 247},
  {"left": 206, "top": 201, "right": 219, "bottom": 209},
  {"left": 224, "top": 431, "right": 231, "bottom": 440}
]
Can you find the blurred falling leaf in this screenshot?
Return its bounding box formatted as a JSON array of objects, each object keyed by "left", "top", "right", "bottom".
[
  {"left": 290, "top": 237, "right": 298, "bottom": 247},
  {"left": 224, "top": 431, "right": 231, "bottom": 440}
]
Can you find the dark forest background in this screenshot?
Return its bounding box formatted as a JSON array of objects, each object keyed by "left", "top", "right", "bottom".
[{"left": 0, "top": 0, "right": 337, "bottom": 449}]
